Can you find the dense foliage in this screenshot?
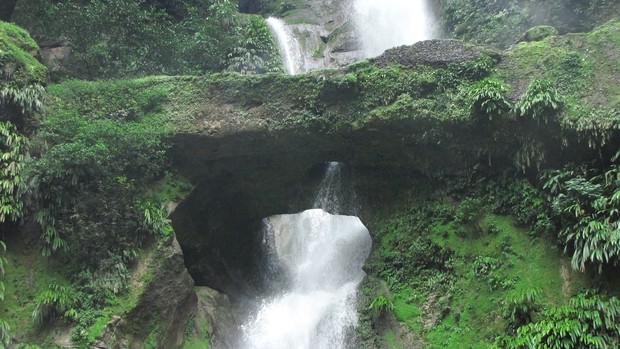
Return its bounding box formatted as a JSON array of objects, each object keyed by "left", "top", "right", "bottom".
[
  {"left": 542, "top": 159, "right": 620, "bottom": 272},
  {"left": 440, "top": 0, "right": 620, "bottom": 48},
  {"left": 9, "top": 78, "right": 180, "bottom": 345},
  {"left": 495, "top": 292, "right": 620, "bottom": 349},
  {"left": 0, "top": 21, "right": 47, "bottom": 347},
  {"left": 1, "top": 5, "right": 620, "bottom": 347},
  {"left": 13, "top": 0, "right": 282, "bottom": 79},
  {"left": 25, "top": 79, "right": 170, "bottom": 281}
]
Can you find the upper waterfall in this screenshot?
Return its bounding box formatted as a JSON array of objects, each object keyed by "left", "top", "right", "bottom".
[{"left": 354, "top": 0, "right": 436, "bottom": 57}]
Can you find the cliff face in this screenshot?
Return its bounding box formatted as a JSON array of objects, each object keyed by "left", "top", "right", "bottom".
[
  {"left": 4, "top": 14, "right": 620, "bottom": 348},
  {"left": 168, "top": 21, "right": 620, "bottom": 302},
  {"left": 37, "top": 20, "right": 620, "bottom": 303}
]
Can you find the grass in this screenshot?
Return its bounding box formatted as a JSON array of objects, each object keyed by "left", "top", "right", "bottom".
[
  {"left": 391, "top": 287, "right": 421, "bottom": 331},
  {"left": 363, "top": 183, "right": 595, "bottom": 349},
  {"left": 425, "top": 214, "right": 588, "bottom": 348},
  {"left": 1, "top": 237, "right": 69, "bottom": 344}
]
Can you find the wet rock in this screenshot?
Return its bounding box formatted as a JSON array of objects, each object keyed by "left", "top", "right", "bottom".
[
  {"left": 372, "top": 39, "right": 501, "bottom": 67},
  {"left": 517, "top": 25, "right": 559, "bottom": 43},
  {"left": 40, "top": 40, "right": 72, "bottom": 72},
  {"left": 191, "top": 287, "right": 240, "bottom": 348}
]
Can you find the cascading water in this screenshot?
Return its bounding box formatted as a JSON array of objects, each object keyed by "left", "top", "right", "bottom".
[
  {"left": 266, "top": 17, "right": 307, "bottom": 74},
  {"left": 354, "top": 0, "right": 436, "bottom": 57},
  {"left": 241, "top": 162, "right": 372, "bottom": 349}
]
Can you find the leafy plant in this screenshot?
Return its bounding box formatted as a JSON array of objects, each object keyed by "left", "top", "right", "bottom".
[
  {"left": 514, "top": 79, "right": 563, "bottom": 123},
  {"left": 139, "top": 201, "right": 172, "bottom": 238},
  {"left": 502, "top": 288, "right": 541, "bottom": 330},
  {"left": 13, "top": 0, "right": 281, "bottom": 79},
  {"left": 494, "top": 292, "right": 620, "bottom": 348},
  {"left": 471, "top": 255, "right": 501, "bottom": 277},
  {"left": 455, "top": 197, "right": 485, "bottom": 232},
  {"left": 369, "top": 294, "right": 395, "bottom": 315},
  {"left": 468, "top": 77, "right": 511, "bottom": 119},
  {"left": 0, "top": 121, "right": 26, "bottom": 223},
  {"left": 0, "top": 84, "right": 45, "bottom": 116},
  {"left": 0, "top": 240, "right": 9, "bottom": 347},
  {"left": 32, "top": 282, "right": 79, "bottom": 325},
  {"left": 542, "top": 160, "right": 620, "bottom": 272},
  {"left": 225, "top": 15, "right": 282, "bottom": 74},
  {"left": 472, "top": 255, "right": 515, "bottom": 291}
]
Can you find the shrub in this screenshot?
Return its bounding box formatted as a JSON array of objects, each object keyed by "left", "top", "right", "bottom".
[
  {"left": 520, "top": 26, "right": 558, "bottom": 42},
  {"left": 13, "top": 0, "right": 281, "bottom": 79}
]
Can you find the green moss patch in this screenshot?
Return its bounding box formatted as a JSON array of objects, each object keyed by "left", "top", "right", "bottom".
[
  {"left": 1, "top": 240, "right": 68, "bottom": 341},
  {"left": 0, "top": 21, "right": 46, "bottom": 88}
]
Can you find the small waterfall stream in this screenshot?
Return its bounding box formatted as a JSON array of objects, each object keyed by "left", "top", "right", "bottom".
[
  {"left": 266, "top": 17, "right": 307, "bottom": 74},
  {"left": 241, "top": 162, "right": 372, "bottom": 349}
]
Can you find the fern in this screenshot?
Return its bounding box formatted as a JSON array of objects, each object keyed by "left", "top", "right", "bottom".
[
  {"left": 514, "top": 79, "right": 563, "bottom": 123},
  {"left": 32, "top": 283, "right": 78, "bottom": 325},
  {"left": 0, "top": 84, "right": 45, "bottom": 114},
  {"left": 369, "top": 294, "right": 395, "bottom": 315},
  {"left": 502, "top": 288, "right": 541, "bottom": 329},
  {"left": 0, "top": 121, "right": 26, "bottom": 222},
  {"left": 542, "top": 163, "right": 620, "bottom": 272},
  {"left": 139, "top": 201, "right": 172, "bottom": 238},
  {"left": 468, "top": 77, "right": 511, "bottom": 118},
  {"left": 494, "top": 292, "right": 620, "bottom": 349},
  {"left": 34, "top": 209, "right": 67, "bottom": 257}
]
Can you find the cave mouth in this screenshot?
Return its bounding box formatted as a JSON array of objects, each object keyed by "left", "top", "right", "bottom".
[
  {"left": 170, "top": 158, "right": 372, "bottom": 347},
  {"left": 169, "top": 159, "right": 359, "bottom": 300}
]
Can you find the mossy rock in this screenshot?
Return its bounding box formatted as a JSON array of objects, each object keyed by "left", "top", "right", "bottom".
[
  {"left": 519, "top": 26, "right": 559, "bottom": 43},
  {"left": 0, "top": 20, "right": 46, "bottom": 89}
]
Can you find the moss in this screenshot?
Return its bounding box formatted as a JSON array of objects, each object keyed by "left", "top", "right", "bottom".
[
  {"left": 521, "top": 26, "right": 558, "bottom": 42},
  {"left": 383, "top": 329, "right": 399, "bottom": 349},
  {"left": 1, "top": 240, "right": 69, "bottom": 341},
  {"left": 496, "top": 18, "right": 620, "bottom": 143},
  {"left": 362, "top": 177, "right": 596, "bottom": 349},
  {"left": 426, "top": 214, "right": 589, "bottom": 348},
  {"left": 182, "top": 314, "right": 211, "bottom": 349},
  {"left": 391, "top": 287, "right": 421, "bottom": 331},
  {"left": 0, "top": 21, "right": 46, "bottom": 88},
  {"left": 148, "top": 172, "right": 194, "bottom": 205}
]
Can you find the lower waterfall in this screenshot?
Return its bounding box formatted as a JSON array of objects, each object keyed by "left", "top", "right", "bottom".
[{"left": 240, "top": 162, "right": 372, "bottom": 349}]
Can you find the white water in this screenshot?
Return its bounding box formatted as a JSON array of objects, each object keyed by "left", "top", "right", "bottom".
[
  {"left": 242, "top": 162, "right": 372, "bottom": 349},
  {"left": 266, "top": 17, "right": 307, "bottom": 75},
  {"left": 354, "top": 0, "right": 436, "bottom": 57}
]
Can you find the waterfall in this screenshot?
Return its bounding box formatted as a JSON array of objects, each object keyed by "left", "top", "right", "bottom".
[
  {"left": 354, "top": 0, "right": 436, "bottom": 57},
  {"left": 241, "top": 162, "right": 372, "bottom": 349},
  {"left": 314, "top": 162, "right": 344, "bottom": 214},
  {"left": 266, "top": 17, "right": 307, "bottom": 74}
]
